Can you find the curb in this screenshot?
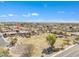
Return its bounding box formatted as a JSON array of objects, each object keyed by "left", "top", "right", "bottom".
[{"left": 52, "top": 44, "right": 77, "bottom": 57}]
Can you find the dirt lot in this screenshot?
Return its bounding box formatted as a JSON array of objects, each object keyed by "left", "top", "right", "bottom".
[{"left": 9, "top": 33, "right": 68, "bottom": 57}]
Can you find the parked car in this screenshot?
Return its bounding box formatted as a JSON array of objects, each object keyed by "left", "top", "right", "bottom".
[{"left": 42, "top": 47, "right": 53, "bottom": 54}]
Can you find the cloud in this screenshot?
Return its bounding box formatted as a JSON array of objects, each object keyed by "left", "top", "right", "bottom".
[
  {"left": 0, "top": 14, "right": 15, "bottom": 17},
  {"left": 0, "top": 15, "right": 7, "bottom": 17},
  {"left": 8, "top": 14, "right": 14, "bottom": 16},
  {"left": 31, "top": 13, "right": 39, "bottom": 16},
  {"left": 57, "top": 11, "right": 65, "bottom": 14},
  {"left": 22, "top": 13, "right": 39, "bottom": 17}
]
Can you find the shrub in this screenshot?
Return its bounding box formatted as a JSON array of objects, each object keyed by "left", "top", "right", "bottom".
[
  {"left": 22, "top": 44, "right": 35, "bottom": 57},
  {"left": 75, "top": 36, "right": 79, "bottom": 41},
  {"left": 10, "top": 44, "right": 35, "bottom": 57},
  {"left": 73, "top": 36, "right": 79, "bottom": 44},
  {"left": 63, "top": 40, "right": 70, "bottom": 45},
  {"left": 9, "top": 38, "right": 18, "bottom": 47},
  {"left": 46, "top": 34, "right": 56, "bottom": 47},
  {"left": 0, "top": 48, "right": 9, "bottom": 57}
]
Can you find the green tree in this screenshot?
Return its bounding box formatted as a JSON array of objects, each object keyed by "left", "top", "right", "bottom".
[{"left": 46, "top": 34, "right": 57, "bottom": 47}]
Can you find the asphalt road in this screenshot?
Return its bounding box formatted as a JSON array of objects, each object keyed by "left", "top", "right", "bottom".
[
  {"left": 54, "top": 44, "right": 79, "bottom": 57},
  {"left": 0, "top": 33, "right": 8, "bottom": 47}
]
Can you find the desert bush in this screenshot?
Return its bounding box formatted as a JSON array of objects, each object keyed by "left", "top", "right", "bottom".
[
  {"left": 58, "top": 31, "right": 63, "bottom": 35},
  {"left": 0, "top": 48, "right": 9, "bottom": 57},
  {"left": 3, "top": 33, "right": 7, "bottom": 38},
  {"left": 53, "top": 48, "right": 61, "bottom": 52},
  {"left": 26, "top": 32, "right": 31, "bottom": 38},
  {"left": 63, "top": 40, "right": 70, "bottom": 45},
  {"left": 46, "top": 34, "right": 56, "bottom": 47},
  {"left": 73, "top": 40, "right": 76, "bottom": 44},
  {"left": 9, "top": 37, "right": 18, "bottom": 47},
  {"left": 60, "top": 40, "right": 70, "bottom": 50},
  {"left": 75, "top": 36, "right": 79, "bottom": 41},
  {"left": 73, "top": 36, "right": 79, "bottom": 44},
  {"left": 9, "top": 44, "right": 35, "bottom": 57},
  {"left": 22, "top": 44, "right": 35, "bottom": 57},
  {"left": 60, "top": 44, "right": 65, "bottom": 50}
]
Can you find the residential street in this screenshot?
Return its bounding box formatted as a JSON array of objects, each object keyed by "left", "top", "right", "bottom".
[
  {"left": 54, "top": 44, "right": 79, "bottom": 57},
  {"left": 0, "top": 33, "right": 8, "bottom": 47}
]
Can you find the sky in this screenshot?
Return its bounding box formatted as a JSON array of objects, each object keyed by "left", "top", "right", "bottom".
[{"left": 0, "top": 1, "right": 79, "bottom": 22}]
